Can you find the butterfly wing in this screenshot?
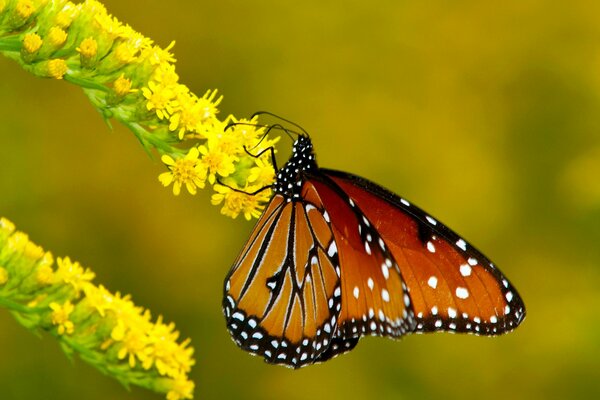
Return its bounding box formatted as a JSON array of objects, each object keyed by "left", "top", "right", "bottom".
[
  {"left": 305, "top": 174, "right": 417, "bottom": 360},
  {"left": 322, "top": 169, "right": 526, "bottom": 335},
  {"left": 223, "top": 192, "right": 343, "bottom": 368}
]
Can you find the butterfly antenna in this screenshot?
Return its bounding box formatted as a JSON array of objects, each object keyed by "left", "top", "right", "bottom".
[{"left": 251, "top": 111, "right": 310, "bottom": 137}]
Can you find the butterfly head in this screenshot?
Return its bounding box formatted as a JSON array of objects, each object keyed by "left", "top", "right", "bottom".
[{"left": 274, "top": 135, "right": 318, "bottom": 199}]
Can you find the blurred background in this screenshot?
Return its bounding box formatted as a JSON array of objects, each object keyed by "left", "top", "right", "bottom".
[{"left": 1, "top": 0, "right": 600, "bottom": 399}]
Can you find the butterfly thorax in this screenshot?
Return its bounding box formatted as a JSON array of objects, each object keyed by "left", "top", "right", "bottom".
[{"left": 273, "top": 136, "right": 318, "bottom": 200}]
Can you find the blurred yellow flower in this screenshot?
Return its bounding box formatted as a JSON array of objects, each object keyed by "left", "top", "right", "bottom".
[
  {"left": 50, "top": 301, "right": 75, "bottom": 335},
  {"left": 0, "top": 266, "right": 8, "bottom": 285},
  {"left": 0, "top": 218, "right": 195, "bottom": 399}
]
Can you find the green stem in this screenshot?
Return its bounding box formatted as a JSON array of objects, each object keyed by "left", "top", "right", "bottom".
[
  {"left": 0, "top": 37, "right": 21, "bottom": 52},
  {"left": 0, "top": 296, "right": 39, "bottom": 313}
]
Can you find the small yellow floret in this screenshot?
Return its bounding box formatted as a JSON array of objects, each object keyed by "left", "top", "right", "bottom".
[
  {"left": 16, "top": 0, "right": 35, "bottom": 19},
  {"left": 77, "top": 37, "right": 98, "bottom": 58},
  {"left": 55, "top": 4, "right": 79, "bottom": 29},
  {"left": 36, "top": 264, "right": 54, "bottom": 285},
  {"left": 0, "top": 0, "right": 6, "bottom": 13},
  {"left": 50, "top": 301, "right": 75, "bottom": 335},
  {"left": 198, "top": 138, "right": 238, "bottom": 184},
  {"left": 211, "top": 184, "right": 270, "bottom": 220},
  {"left": 114, "top": 74, "right": 133, "bottom": 96},
  {"left": 167, "top": 374, "right": 195, "bottom": 400},
  {"left": 47, "top": 27, "right": 67, "bottom": 47},
  {"left": 47, "top": 59, "right": 68, "bottom": 79},
  {"left": 114, "top": 41, "right": 138, "bottom": 64},
  {"left": 159, "top": 148, "right": 207, "bottom": 196},
  {"left": 55, "top": 257, "right": 95, "bottom": 294},
  {"left": 0, "top": 266, "right": 8, "bottom": 285},
  {"left": 0, "top": 217, "right": 16, "bottom": 234},
  {"left": 23, "top": 33, "right": 42, "bottom": 54}
]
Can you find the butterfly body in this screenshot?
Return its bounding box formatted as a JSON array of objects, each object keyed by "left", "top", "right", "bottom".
[{"left": 223, "top": 135, "right": 525, "bottom": 368}]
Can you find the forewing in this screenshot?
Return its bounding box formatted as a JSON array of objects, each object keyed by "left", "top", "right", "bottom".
[{"left": 223, "top": 194, "right": 342, "bottom": 368}]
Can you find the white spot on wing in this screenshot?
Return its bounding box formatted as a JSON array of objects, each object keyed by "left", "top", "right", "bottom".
[
  {"left": 456, "top": 287, "right": 469, "bottom": 299},
  {"left": 353, "top": 286, "right": 360, "bottom": 299},
  {"left": 328, "top": 241, "right": 337, "bottom": 257},
  {"left": 381, "top": 289, "right": 390, "bottom": 302},
  {"left": 460, "top": 264, "right": 472, "bottom": 277},
  {"left": 427, "top": 276, "right": 438, "bottom": 289},
  {"left": 456, "top": 239, "right": 467, "bottom": 251},
  {"left": 426, "top": 241, "right": 436, "bottom": 253},
  {"left": 381, "top": 264, "right": 389, "bottom": 279},
  {"left": 425, "top": 216, "right": 437, "bottom": 225},
  {"left": 367, "top": 278, "right": 374, "bottom": 290}
]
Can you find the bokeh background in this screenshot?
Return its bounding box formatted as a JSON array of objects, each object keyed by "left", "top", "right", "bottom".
[{"left": 1, "top": 0, "right": 600, "bottom": 399}]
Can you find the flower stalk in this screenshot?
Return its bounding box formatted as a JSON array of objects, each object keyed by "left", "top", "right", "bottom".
[
  {"left": 0, "top": 217, "right": 195, "bottom": 400},
  {"left": 0, "top": 0, "right": 280, "bottom": 220}
]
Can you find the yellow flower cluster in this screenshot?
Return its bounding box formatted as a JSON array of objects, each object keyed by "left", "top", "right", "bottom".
[
  {"left": 0, "top": 218, "right": 194, "bottom": 400},
  {"left": 0, "top": 0, "right": 280, "bottom": 220}
]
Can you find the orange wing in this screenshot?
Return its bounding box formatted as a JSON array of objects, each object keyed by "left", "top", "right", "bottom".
[
  {"left": 223, "top": 192, "right": 342, "bottom": 368},
  {"left": 307, "top": 177, "right": 417, "bottom": 351},
  {"left": 324, "top": 169, "right": 526, "bottom": 336}
]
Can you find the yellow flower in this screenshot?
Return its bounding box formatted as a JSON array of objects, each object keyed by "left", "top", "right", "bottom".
[
  {"left": 153, "top": 63, "right": 180, "bottom": 87},
  {"left": 114, "top": 41, "right": 139, "bottom": 64},
  {"left": 198, "top": 138, "right": 238, "bottom": 184},
  {"left": 211, "top": 184, "right": 270, "bottom": 220},
  {"left": 16, "top": 0, "right": 35, "bottom": 19},
  {"left": 169, "top": 91, "right": 219, "bottom": 140},
  {"left": 83, "top": 284, "right": 114, "bottom": 317},
  {"left": 47, "top": 27, "right": 68, "bottom": 47},
  {"left": 55, "top": 4, "right": 79, "bottom": 29},
  {"left": 94, "top": 10, "right": 123, "bottom": 39},
  {"left": 114, "top": 74, "right": 133, "bottom": 97},
  {"left": 0, "top": 266, "right": 8, "bottom": 285},
  {"left": 22, "top": 33, "right": 42, "bottom": 54},
  {"left": 54, "top": 256, "right": 95, "bottom": 295},
  {"left": 0, "top": 0, "right": 5, "bottom": 13},
  {"left": 142, "top": 81, "right": 176, "bottom": 120},
  {"left": 36, "top": 264, "right": 54, "bottom": 286},
  {"left": 167, "top": 374, "right": 195, "bottom": 400},
  {"left": 159, "top": 147, "right": 207, "bottom": 196},
  {"left": 0, "top": 217, "right": 16, "bottom": 234},
  {"left": 144, "top": 41, "right": 176, "bottom": 65},
  {"left": 195, "top": 89, "right": 222, "bottom": 125},
  {"left": 112, "top": 321, "right": 148, "bottom": 368},
  {"left": 247, "top": 155, "right": 276, "bottom": 188},
  {"left": 77, "top": 37, "right": 98, "bottom": 58},
  {"left": 46, "top": 59, "right": 68, "bottom": 79},
  {"left": 50, "top": 301, "right": 75, "bottom": 335}
]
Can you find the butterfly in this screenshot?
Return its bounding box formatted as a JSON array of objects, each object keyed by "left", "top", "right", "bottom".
[{"left": 223, "top": 122, "right": 526, "bottom": 368}]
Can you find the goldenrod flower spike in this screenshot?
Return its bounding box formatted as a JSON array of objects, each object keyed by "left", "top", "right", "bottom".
[
  {"left": 0, "top": 0, "right": 280, "bottom": 220},
  {"left": 0, "top": 217, "right": 195, "bottom": 400}
]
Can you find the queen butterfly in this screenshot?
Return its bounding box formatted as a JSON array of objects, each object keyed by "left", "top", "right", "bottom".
[{"left": 223, "top": 125, "right": 525, "bottom": 368}]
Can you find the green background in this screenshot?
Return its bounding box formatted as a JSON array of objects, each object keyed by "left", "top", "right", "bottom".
[{"left": 1, "top": 0, "right": 600, "bottom": 399}]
